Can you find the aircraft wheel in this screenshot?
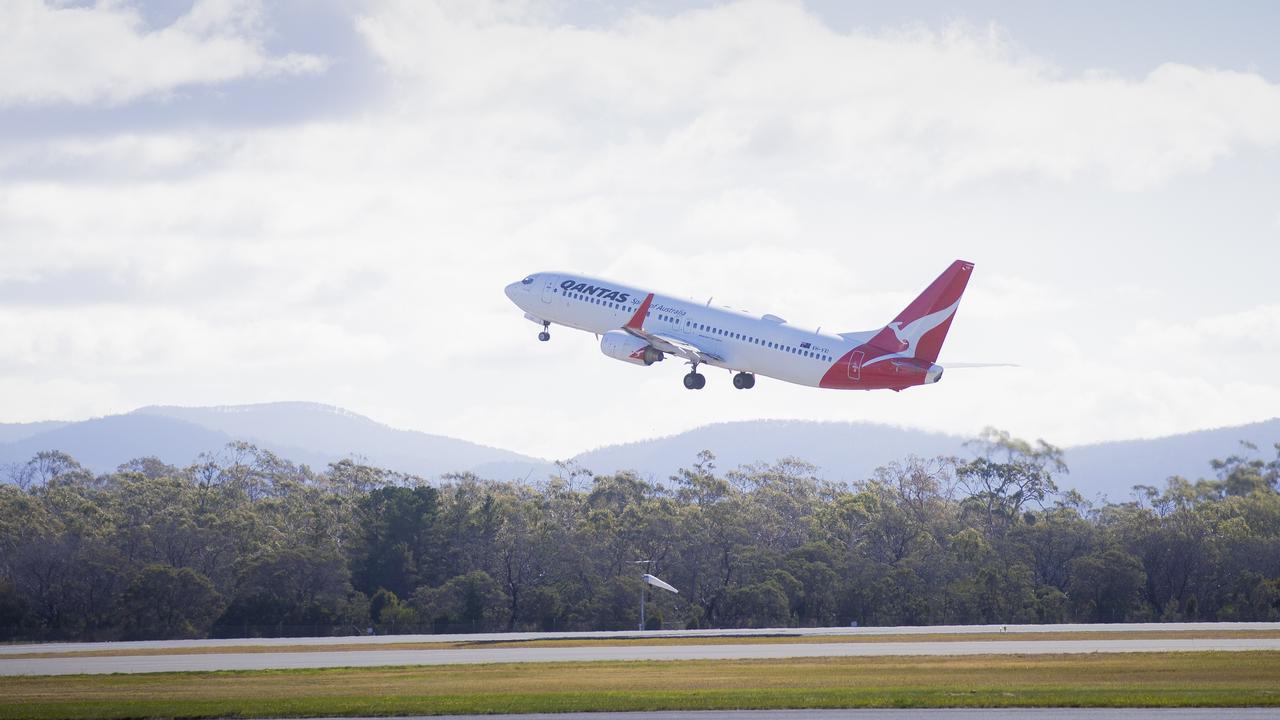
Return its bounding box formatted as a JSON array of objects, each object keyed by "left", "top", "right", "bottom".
[
  {"left": 538, "top": 331, "right": 550, "bottom": 342},
  {"left": 693, "top": 373, "right": 706, "bottom": 389},
  {"left": 733, "top": 372, "right": 755, "bottom": 389},
  {"left": 744, "top": 373, "right": 755, "bottom": 389}
]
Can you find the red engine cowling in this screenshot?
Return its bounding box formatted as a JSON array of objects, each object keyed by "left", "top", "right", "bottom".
[{"left": 600, "top": 330, "right": 663, "bottom": 366}]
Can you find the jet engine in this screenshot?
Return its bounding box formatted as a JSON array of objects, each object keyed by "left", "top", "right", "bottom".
[{"left": 600, "top": 330, "right": 664, "bottom": 366}]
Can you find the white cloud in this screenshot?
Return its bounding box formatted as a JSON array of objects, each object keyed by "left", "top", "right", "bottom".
[
  {"left": 675, "top": 189, "right": 800, "bottom": 249},
  {"left": 1121, "top": 304, "right": 1280, "bottom": 375},
  {"left": 1, "top": 0, "right": 1278, "bottom": 460},
  {"left": 358, "top": 0, "right": 1280, "bottom": 191},
  {"left": 0, "top": 0, "right": 326, "bottom": 106}
]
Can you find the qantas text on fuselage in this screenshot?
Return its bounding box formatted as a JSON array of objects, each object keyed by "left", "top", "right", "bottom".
[{"left": 503, "top": 260, "right": 974, "bottom": 391}]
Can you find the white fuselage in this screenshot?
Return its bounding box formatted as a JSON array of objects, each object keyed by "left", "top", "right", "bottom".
[{"left": 505, "top": 272, "right": 872, "bottom": 388}]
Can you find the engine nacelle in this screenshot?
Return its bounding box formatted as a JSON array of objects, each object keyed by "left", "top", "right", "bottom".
[{"left": 600, "top": 330, "right": 664, "bottom": 366}]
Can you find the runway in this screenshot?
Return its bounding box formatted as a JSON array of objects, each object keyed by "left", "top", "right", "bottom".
[
  {"left": 3, "top": 621, "right": 1277, "bottom": 655},
  {"left": 4, "top": 635, "right": 1279, "bottom": 676}
]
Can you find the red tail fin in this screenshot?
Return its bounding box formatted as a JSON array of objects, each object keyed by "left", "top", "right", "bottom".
[{"left": 867, "top": 260, "right": 974, "bottom": 363}]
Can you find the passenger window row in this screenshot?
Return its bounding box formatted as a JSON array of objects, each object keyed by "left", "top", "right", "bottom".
[
  {"left": 562, "top": 288, "right": 832, "bottom": 362},
  {"left": 684, "top": 319, "right": 831, "bottom": 362},
  {"left": 564, "top": 290, "right": 627, "bottom": 312}
]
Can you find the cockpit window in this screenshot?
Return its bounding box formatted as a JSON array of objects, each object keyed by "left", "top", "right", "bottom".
[{"left": 521, "top": 276, "right": 535, "bottom": 285}]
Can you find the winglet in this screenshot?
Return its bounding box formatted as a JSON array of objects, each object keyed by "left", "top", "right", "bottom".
[{"left": 625, "top": 293, "right": 655, "bottom": 331}]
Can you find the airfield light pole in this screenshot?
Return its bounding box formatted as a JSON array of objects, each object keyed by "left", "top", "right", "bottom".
[
  {"left": 634, "top": 560, "right": 652, "bottom": 631},
  {"left": 633, "top": 559, "right": 679, "bottom": 631}
]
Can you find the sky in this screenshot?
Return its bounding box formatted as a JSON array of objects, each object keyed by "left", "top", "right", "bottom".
[{"left": 2, "top": 0, "right": 1278, "bottom": 460}]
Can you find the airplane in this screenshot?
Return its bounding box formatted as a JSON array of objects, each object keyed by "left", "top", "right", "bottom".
[{"left": 503, "top": 260, "right": 973, "bottom": 391}]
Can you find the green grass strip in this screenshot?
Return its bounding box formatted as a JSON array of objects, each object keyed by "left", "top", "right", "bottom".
[{"left": 3, "top": 651, "right": 1279, "bottom": 719}]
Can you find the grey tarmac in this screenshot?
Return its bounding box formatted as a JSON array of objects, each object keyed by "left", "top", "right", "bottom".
[
  {"left": 4, "top": 636, "right": 1280, "bottom": 676},
  {"left": 3, "top": 621, "right": 1277, "bottom": 656}
]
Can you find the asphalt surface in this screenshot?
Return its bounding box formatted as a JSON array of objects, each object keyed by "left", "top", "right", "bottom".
[
  {"left": 4, "top": 636, "right": 1280, "bottom": 676},
  {"left": 293, "top": 707, "right": 1280, "bottom": 712},
  {"left": 4, "top": 621, "right": 1278, "bottom": 655}
]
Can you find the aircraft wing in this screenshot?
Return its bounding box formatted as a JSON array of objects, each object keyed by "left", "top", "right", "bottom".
[
  {"left": 623, "top": 293, "right": 723, "bottom": 363},
  {"left": 639, "top": 331, "right": 723, "bottom": 363}
]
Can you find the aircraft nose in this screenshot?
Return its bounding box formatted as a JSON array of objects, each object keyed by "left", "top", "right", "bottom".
[{"left": 504, "top": 281, "right": 523, "bottom": 304}]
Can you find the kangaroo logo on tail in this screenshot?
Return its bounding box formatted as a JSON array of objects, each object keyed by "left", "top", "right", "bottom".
[
  {"left": 821, "top": 260, "right": 973, "bottom": 390},
  {"left": 887, "top": 297, "right": 964, "bottom": 357}
]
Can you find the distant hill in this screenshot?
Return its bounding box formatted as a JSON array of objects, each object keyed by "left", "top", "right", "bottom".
[
  {"left": 571, "top": 420, "right": 966, "bottom": 484},
  {"left": 570, "top": 418, "right": 1280, "bottom": 501},
  {"left": 1064, "top": 418, "right": 1280, "bottom": 499},
  {"left": 0, "top": 403, "right": 550, "bottom": 480},
  {"left": 1, "top": 403, "right": 1275, "bottom": 499},
  {"left": 578, "top": 415, "right": 1280, "bottom": 499},
  {"left": 0, "top": 414, "right": 232, "bottom": 473},
  {"left": 133, "top": 403, "right": 552, "bottom": 480},
  {"left": 0, "top": 420, "right": 69, "bottom": 444}
]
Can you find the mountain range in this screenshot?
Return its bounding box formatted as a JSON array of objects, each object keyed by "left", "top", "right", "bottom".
[{"left": 1, "top": 402, "right": 1276, "bottom": 500}]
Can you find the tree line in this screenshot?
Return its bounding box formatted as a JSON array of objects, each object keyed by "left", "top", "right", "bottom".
[{"left": 1, "top": 430, "right": 1277, "bottom": 641}]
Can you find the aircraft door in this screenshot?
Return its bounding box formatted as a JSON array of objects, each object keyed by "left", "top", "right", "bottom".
[
  {"left": 847, "top": 350, "right": 865, "bottom": 381},
  {"left": 542, "top": 277, "right": 555, "bottom": 304}
]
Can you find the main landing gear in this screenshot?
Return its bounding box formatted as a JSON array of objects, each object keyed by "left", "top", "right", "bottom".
[
  {"left": 538, "top": 321, "right": 550, "bottom": 342},
  {"left": 683, "top": 370, "right": 706, "bottom": 390},
  {"left": 683, "top": 366, "right": 755, "bottom": 390},
  {"left": 683, "top": 361, "right": 706, "bottom": 390}
]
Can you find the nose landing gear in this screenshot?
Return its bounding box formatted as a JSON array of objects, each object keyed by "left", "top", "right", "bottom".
[
  {"left": 732, "top": 372, "right": 756, "bottom": 389},
  {"left": 538, "top": 321, "right": 550, "bottom": 342}
]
